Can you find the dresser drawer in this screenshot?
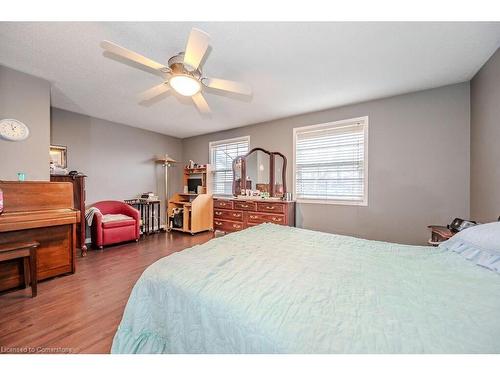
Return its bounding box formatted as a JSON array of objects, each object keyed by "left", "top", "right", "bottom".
[
  {"left": 213, "top": 209, "right": 243, "bottom": 222},
  {"left": 245, "top": 212, "right": 286, "bottom": 225},
  {"left": 256, "top": 202, "right": 285, "bottom": 213},
  {"left": 214, "top": 200, "right": 233, "bottom": 209},
  {"left": 214, "top": 220, "right": 244, "bottom": 232},
  {"left": 234, "top": 201, "right": 257, "bottom": 211}
]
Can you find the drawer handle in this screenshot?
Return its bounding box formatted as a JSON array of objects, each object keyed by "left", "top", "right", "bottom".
[
  {"left": 215, "top": 211, "right": 222, "bottom": 215},
  {"left": 219, "top": 203, "right": 226, "bottom": 206},
  {"left": 215, "top": 221, "right": 222, "bottom": 225},
  {"left": 232, "top": 213, "right": 241, "bottom": 217},
  {"left": 233, "top": 224, "right": 241, "bottom": 228},
  {"left": 272, "top": 217, "right": 282, "bottom": 222},
  {"left": 266, "top": 206, "right": 275, "bottom": 210},
  {"left": 250, "top": 215, "right": 258, "bottom": 219},
  {"left": 241, "top": 204, "right": 249, "bottom": 208}
]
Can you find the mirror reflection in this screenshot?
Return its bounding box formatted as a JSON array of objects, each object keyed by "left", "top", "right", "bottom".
[
  {"left": 245, "top": 150, "right": 270, "bottom": 193},
  {"left": 274, "top": 155, "right": 285, "bottom": 197}
]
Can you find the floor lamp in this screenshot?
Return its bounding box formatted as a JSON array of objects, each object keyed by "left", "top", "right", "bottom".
[{"left": 156, "top": 154, "right": 177, "bottom": 229}]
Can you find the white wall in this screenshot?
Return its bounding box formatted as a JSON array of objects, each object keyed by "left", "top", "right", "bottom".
[
  {"left": 470, "top": 48, "right": 500, "bottom": 223},
  {"left": 0, "top": 65, "right": 51, "bottom": 180}
]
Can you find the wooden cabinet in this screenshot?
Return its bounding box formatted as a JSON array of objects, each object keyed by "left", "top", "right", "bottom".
[
  {"left": 213, "top": 198, "right": 295, "bottom": 233},
  {"left": 50, "top": 175, "right": 87, "bottom": 256}
]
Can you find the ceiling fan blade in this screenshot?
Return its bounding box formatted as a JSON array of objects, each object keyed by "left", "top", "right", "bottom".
[
  {"left": 138, "top": 83, "right": 170, "bottom": 102},
  {"left": 203, "top": 77, "right": 252, "bottom": 96},
  {"left": 101, "top": 40, "right": 168, "bottom": 71},
  {"left": 183, "top": 28, "right": 210, "bottom": 70},
  {"left": 192, "top": 92, "right": 211, "bottom": 114}
]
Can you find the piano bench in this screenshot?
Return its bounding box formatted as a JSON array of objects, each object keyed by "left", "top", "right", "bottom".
[{"left": 0, "top": 241, "right": 40, "bottom": 297}]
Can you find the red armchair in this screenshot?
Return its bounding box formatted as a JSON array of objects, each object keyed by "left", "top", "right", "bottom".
[{"left": 91, "top": 201, "right": 140, "bottom": 249}]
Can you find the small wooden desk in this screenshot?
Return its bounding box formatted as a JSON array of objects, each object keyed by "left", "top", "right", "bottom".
[{"left": 0, "top": 241, "right": 39, "bottom": 297}]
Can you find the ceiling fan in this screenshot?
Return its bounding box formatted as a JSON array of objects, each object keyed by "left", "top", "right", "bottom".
[{"left": 100, "top": 28, "right": 252, "bottom": 114}]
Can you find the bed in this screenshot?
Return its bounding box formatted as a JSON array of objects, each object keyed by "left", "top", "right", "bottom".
[{"left": 111, "top": 223, "right": 500, "bottom": 354}]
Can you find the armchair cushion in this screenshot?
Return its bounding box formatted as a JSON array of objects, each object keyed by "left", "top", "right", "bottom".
[
  {"left": 102, "top": 218, "right": 136, "bottom": 229},
  {"left": 102, "top": 214, "right": 134, "bottom": 224}
]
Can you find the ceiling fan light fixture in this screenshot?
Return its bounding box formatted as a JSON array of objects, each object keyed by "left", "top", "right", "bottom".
[{"left": 169, "top": 74, "right": 201, "bottom": 96}]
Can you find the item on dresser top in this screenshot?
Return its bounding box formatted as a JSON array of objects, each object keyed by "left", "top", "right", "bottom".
[
  {"left": 50, "top": 164, "right": 69, "bottom": 175},
  {"left": 439, "top": 221, "right": 500, "bottom": 274},
  {"left": 49, "top": 144, "right": 67, "bottom": 168}
]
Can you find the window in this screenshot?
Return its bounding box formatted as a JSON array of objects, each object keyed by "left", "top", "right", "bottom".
[
  {"left": 209, "top": 136, "right": 250, "bottom": 195},
  {"left": 293, "top": 117, "right": 368, "bottom": 205}
]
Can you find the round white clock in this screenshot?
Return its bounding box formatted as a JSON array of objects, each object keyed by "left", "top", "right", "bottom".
[{"left": 0, "top": 119, "right": 30, "bottom": 141}]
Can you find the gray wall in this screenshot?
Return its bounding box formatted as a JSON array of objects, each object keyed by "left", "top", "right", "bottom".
[
  {"left": 470, "top": 48, "right": 500, "bottom": 223},
  {"left": 183, "top": 83, "right": 471, "bottom": 245},
  {"left": 51, "top": 108, "right": 183, "bottom": 223},
  {"left": 0, "top": 65, "right": 50, "bottom": 180}
]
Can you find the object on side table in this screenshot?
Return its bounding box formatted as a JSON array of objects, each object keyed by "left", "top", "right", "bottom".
[
  {"left": 427, "top": 225, "right": 455, "bottom": 246},
  {"left": 0, "top": 241, "right": 39, "bottom": 297},
  {"left": 91, "top": 200, "right": 140, "bottom": 249},
  {"left": 0, "top": 180, "right": 79, "bottom": 293},
  {"left": 50, "top": 173, "right": 87, "bottom": 256},
  {"left": 125, "top": 199, "right": 161, "bottom": 235}
]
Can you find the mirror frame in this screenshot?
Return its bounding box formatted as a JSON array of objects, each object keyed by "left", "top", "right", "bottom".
[{"left": 232, "top": 147, "right": 287, "bottom": 197}]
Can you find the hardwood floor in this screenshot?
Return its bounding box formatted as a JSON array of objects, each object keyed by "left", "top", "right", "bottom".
[{"left": 0, "top": 231, "right": 214, "bottom": 354}]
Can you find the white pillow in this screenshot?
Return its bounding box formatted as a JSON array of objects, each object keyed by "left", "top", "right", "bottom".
[{"left": 439, "top": 221, "right": 500, "bottom": 273}]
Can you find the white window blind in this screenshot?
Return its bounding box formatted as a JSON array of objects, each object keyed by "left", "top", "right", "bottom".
[
  {"left": 294, "top": 118, "right": 368, "bottom": 204},
  {"left": 210, "top": 136, "right": 249, "bottom": 195}
]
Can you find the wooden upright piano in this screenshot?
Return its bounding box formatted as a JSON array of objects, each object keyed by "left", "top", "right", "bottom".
[{"left": 0, "top": 181, "right": 79, "bottom": 292}]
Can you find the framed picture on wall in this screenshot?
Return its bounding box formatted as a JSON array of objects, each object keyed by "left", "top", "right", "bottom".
[{"left": 49, "top": 145, "right": 67, "bottom": 168}]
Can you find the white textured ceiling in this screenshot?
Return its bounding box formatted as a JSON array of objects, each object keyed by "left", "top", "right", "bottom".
[{"left": 0, "top": 22, "right": 499, "bottom": 138}]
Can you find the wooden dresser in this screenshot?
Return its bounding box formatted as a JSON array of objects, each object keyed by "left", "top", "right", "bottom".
[
  {"left": 0, "top": 181, "right": 79, "bottom": 292},
  {"left": 50, "top": 174, "right": 87, "bottom": 256},
  {"left": 213, "top": 198, "right": 295, "bottom": 233}
]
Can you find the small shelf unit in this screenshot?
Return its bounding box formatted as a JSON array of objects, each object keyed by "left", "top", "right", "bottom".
[{"left": 167, "top": 165, "right": 213, "bottom": 235}]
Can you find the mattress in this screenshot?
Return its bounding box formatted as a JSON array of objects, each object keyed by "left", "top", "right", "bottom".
[{"left": 112, "top": 223, "right": 500, "bottom": 353}]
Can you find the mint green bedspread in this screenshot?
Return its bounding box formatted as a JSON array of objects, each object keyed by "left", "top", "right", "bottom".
[{"left": 111, "top": 224, "right": 500, "bottom": 353}]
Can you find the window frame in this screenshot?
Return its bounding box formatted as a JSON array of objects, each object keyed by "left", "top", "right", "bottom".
[
  {"left": 209, "top": 135, "right": 251, "bottom": 197},
  {"left": 293, "top": 116, "right": 369, "bottom": 206}
]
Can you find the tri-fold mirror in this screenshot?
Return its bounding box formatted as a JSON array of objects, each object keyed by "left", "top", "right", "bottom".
[{"left": 232, "top": 147, "right": 287, "bottom": 198}]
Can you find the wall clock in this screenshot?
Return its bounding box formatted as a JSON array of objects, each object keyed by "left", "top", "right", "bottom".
[{"left": 0, "top": 119, "right": 30, "bottom": 141}]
